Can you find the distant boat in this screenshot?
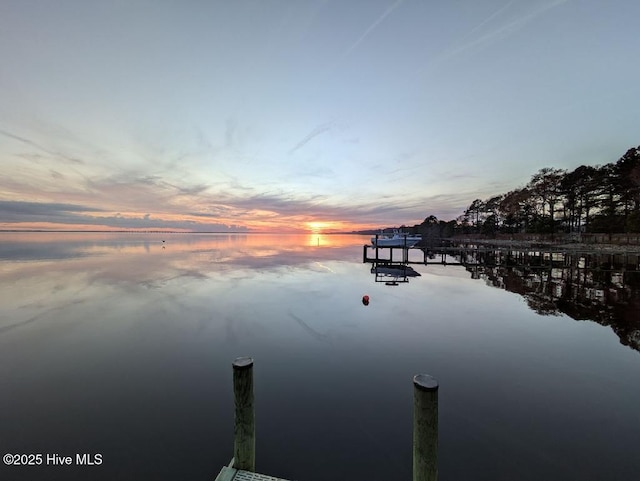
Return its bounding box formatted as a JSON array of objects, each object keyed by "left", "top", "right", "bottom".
[{"left": 371, "top": 230, "right": 422, "bottom": 247}]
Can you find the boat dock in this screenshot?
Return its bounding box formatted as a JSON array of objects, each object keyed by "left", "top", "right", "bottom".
[
  {"left": 363, "top": 243, "right": 479, "bottom": 267},
  {"left": 363, "top": 243, "right": 640, "bottom": 270},
  {"left": 215, "top": 462, "right": 289, "bottom": 481},
  {"left": 214, "top": 357, "right": 439, "bottom": 481}
]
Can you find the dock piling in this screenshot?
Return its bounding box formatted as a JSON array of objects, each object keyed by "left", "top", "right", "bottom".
[
  {"left": 218, "top": 359, "right": 440, "bottom": 481},
  {"left": 413, "top": 374, "right": 438, "bottom": 481},
  {"left": 233, "top": 357, "right": 255, "bottom": 471}
]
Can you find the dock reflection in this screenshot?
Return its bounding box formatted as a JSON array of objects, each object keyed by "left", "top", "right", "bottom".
[
  {"left": 370, "top": 263, "right": 421, "bottom": 286},
  {"left": 362, "top": 241, "right": 640, "bottom": 351}
]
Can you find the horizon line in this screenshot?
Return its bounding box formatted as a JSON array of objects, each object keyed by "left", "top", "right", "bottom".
[{"left": 0, "top": 229, "right": 368, "bottom": 235}]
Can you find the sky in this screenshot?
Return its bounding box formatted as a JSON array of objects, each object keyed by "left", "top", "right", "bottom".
[{"left": 1, "top": 0, "right": 638, "bottom": 232}]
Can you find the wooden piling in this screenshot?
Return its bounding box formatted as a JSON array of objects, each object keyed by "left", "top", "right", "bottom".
[
  {"left": 413, "top": 374, "right": 438, "bottom": 481},
  {"left": 233, "top": 357, "right": 255, "bottom": 471}
]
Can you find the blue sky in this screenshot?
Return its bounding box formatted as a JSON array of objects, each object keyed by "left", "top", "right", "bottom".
[{"left": 1, "top": 0, "right": 638, "bottom": 231}]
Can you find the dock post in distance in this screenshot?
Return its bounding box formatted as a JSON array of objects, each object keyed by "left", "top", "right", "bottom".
[
  {"left": 233, "top": 356, "right": 255, "bottom": 471},
  {"left": 413, "top": 374, "right": 438, "bottom": 481}
]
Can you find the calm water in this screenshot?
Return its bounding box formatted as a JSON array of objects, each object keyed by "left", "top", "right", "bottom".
[{"left": 1, "top": 233, "right": 639, "bottom": 481}]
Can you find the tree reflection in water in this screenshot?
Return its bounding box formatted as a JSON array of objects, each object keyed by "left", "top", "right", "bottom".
[{"left": 467, "top": 251, "right": 640, "bottom": 353}]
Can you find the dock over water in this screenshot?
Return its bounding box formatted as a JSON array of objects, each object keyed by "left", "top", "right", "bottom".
[
  {"left": 215, "top": 463, "right": 290, "bottom": 481},
  {"left": 363, "top": 242, "right": 640, "bottom": 270}
]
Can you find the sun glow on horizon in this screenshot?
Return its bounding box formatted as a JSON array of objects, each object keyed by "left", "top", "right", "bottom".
[{"left": 305, "top": 221, "right": 340, "bottom": 233}]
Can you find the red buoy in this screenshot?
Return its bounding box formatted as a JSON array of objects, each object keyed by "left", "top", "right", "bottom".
[{"left": 362, "top": 295, "right": 370, "bottom": 306}]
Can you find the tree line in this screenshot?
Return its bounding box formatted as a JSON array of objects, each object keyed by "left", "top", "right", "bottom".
[{"left": 406, "top": 145, "right": 640, "bottom": 238}]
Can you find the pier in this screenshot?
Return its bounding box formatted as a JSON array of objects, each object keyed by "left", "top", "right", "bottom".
[
  {"left": 363, "top": 242, "right": 640, "bottom": 271},
  {"left": 214, "top": 357, "right": 439, "bottom": 481},
  {"left": 363, "top": 243, "right": 473, "bottom": 266}
]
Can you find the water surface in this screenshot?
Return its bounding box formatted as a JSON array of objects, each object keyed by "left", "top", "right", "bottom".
[{"left": 1, "top": 233, "right": 639, "bottom": 481}]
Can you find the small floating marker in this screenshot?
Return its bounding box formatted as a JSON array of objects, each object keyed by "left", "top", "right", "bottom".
[{"left": 362, "top": 295, "right": 370, "bottom": 306}]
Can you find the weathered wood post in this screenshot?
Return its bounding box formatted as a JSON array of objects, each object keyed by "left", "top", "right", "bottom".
[
  {"left": 233, "top": 357, "right": 255, "bottom": 471},
  {"left": 404, "top": 234, "right": 408, "bottom": 263},
  {"left": 413, "top": 374, "right": 438, "bottom": 481}
]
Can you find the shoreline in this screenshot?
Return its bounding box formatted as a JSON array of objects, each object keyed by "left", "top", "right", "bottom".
[{"left": 447, "top": 237, "right": 640, "bottom": 253}]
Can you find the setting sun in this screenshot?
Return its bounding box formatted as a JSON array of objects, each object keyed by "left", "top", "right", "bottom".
[
  {"left": 305, "top": 221, "right": 332, "bottom": 234},
  {"left": 305, "top": 221, "right": 332, "bottom": 233}
]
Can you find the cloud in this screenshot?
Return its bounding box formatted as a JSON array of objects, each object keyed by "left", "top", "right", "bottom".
[
  {"left": 0, "top": 187, "right": 471, "bottom": 231},
  {"left": 0, "top": 128, "right": 84, "bottom": 164},
  {"left": 288, "top": 122, "right": 334, "bottom": 154},
  {"left": 83, "top": 173, "right": 211, "bottom": 212},
  {"left": 0, "top": 200, "right": 246, "bottom": 232},
  {"left": 167, "top": 182, "right": 210, "bottom": 196},
  {"left": 0, "top": 200, "right": 100, "bottom": 226},
  {"left": 187, "top": 210, "right": 236, "bottom": 219},
  {"left": 340, "top": 0, "right": 404, "bottom": 60},
  {"left": 426, "top": 0, "right": 572, "bottom": 67},
  {"left": 0, "top": 172, "right": 478, "bottom": 230},
  {"left": 217, "top": 189, "right": 470, "bottom": 226},
  {"left": 455, "top": 0, "right": 516, "bottom": 47},
  {"left": 0, "top": 200, "right": 101, "bottom": 218},
  {"left": 0, "top": 158, "right": 477, "bottom": 230},
  {"left": 85, "top": 215, "right": 247, "bottom": 232}
]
